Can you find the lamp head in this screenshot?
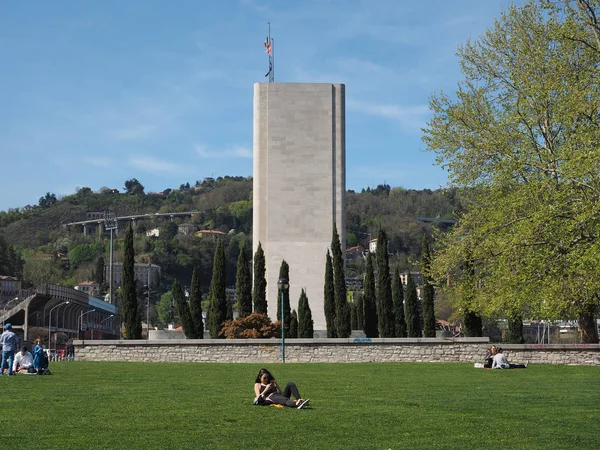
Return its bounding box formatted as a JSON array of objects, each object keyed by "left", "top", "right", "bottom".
[{"left": 277, "top": 278, "right": 289, "bottom": 290}]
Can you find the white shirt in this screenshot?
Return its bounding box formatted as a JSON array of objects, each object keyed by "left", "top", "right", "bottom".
[
  {"left": 13, "top": 351, "right": 34, "bottom": 371},
  {"left": 492, "top": 352, "right": 510, "bottom": 369}
]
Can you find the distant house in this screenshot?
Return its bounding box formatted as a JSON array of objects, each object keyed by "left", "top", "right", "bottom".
[
  {"left": 0, "top": 275, "right": 20, "bottom": 296},
  {"left": 400, "top": 271, "right": 423, "bottom": 287},
  {"left": 146, "top": 228, "right": 160, "bottom": 237},
  {"left": 86, "top": 212, "right": 105, "bottom": 220},
  {"left": 369, "top": 239, "right": 377, "bottom": 253},
  {"left": 345, "top": 245, "right": 365, "bottom": 260},
  {"left": 195, "top": 230, "right": 226, "bottom": 239},
  {"left": 74, "top": 281, "right": 100, "bottom": 296},
  {"left": 106, "top": 263, "right": 161, "bottom": 289},
  {"left": 147, "top": 191, "right": 165, "bottom": 197},
  {"left": 178, "top": 224, "right": 197, "bottom": 236}
]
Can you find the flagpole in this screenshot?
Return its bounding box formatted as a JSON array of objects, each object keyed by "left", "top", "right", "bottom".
[{"left": 271, "top": 38, "right": 275, "bottom": 82}]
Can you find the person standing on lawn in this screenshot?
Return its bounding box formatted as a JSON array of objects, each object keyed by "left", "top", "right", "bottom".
[
  {"left": 1, "top": 323, "right": 19, "bottom": 376},
  {"left": 253, "top": 368, "right": 310, "bottom": 409}
]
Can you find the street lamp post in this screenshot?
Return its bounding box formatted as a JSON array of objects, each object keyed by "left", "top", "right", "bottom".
[
  {"left": 78, "top": 309, "right": 97, "bottom": 340},
  {"left": 100, "top": 314, "right": 115, "bottom": 338},
  {"left": 48, "top": 301, "right": 69, "bottom": 349},
  {"left": 104, "top": 212, "right": 118, "bottom": 304},
  {"left": 277, "top": 278, "right": 289, "bottom": 363}
]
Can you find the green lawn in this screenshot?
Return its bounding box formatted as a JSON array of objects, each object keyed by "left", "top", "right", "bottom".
[{"left": 1, "top": 362, "right": 598, "bottom": 449}]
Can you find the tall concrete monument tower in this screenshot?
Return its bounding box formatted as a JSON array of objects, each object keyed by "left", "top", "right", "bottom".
[{"left": 253, "top": 82, "right": 346, "bottom": 331}]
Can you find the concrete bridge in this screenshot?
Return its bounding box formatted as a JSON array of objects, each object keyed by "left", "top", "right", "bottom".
[
  {"left": 63, "top": 211, "right": 201, "bottom": 236},
  {"left": 0, "top": 284, "right": 118, "bottom": 346}
]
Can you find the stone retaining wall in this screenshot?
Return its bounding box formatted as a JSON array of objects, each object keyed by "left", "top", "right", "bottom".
[{"left": 73, "top": 338, "right": 600, "bottom": 366}]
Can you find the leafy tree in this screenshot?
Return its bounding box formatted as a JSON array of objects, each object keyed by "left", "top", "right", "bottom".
[
  {"left": 155, "top": 291, "right": 174, "bottom": 326},
  {"left": 252, "top": 242, "right": 267, "bottom": 315},
  {"left": 363, "top": 252, "right": 378, "bottom": 338},
  {"left": 332, "top": 223, "right": 350, "bottom": 338},
  {"left": 323, "top": 250, "right": 336, "bottom": 337},
  {"left": 392, "top": 267, "right": 407, "bottom": 337},
  {"left": 207, "top": 239, "right": 227, "bottom": 338},
  {"left": 189, "top": 267, "right": 204, "bottom": 338},
  {"left": 38, "top": 192, "right": 57, "bottom": 208},
  {"left": 421, "top": 236, "right": 436, "bottom": 337},
  {"left": 122, "top": 225, "right": 141, "bottom": 339},
  {"left": 219, "top": 313, "right": 280, "bottom": 339},
  {"left": 124, "top": 178, "right": 145, "bottom": 195},
  {"left": 422, "top": 1, "right": 600, "bottom": 342},
  {"left": 172, "top": 279, "right": 196, "bottom": 338},
  {"left": 289, "top": 310, "right": 298, "bottom": 338},
  {"left": 376, "top": 228, "right": 394, "bottom": 337},
  {"left": 405, "top": 273, "right": 421, "bottom": 338},
  {"left": 297, "top": 288, "right": 314, "bottom": 338},
  {"left": 276, "top": 260, "right": 291, "bottom": 333},
  {"left": 235, "top": 242, "right": 252, "bottom": 317},
  {"left": 22, "top": 252, "right": 62, "bottom": 286}
]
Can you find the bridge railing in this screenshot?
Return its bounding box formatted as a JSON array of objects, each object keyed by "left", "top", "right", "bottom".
[{"left": 35, "top": 284, "right": 90, "bottom": 305}]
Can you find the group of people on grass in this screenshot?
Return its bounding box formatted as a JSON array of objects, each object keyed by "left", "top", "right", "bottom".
[
  {"left": 1, "top": 323, "right": 49, "bottom": 376},
  {"left": 481, "top": 344, "right": 527, "bottom": 369}
]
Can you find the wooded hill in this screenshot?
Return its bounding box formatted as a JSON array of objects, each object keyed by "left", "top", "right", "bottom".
[{"left": 0, "top": 177, "right": 464, "bottom": 291}]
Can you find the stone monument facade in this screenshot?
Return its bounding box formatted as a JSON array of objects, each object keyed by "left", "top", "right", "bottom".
[{"left": 253, "top": 82, "right": 346, "bottom": 331}]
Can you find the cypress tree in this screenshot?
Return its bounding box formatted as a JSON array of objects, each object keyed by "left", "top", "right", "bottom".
[
  {"left": 332, "top": 223, "right": 350, "bottom": 338},
  {"left": 226, "top": 298, "right": 234, "bottom": 321},
  {"left": 506, "top": 315, "right": 525, "bottom": 344},
  {"left": 122, "top": 224, "right": 141, "bottom": 339},
  {"left": 350, "top": 301, "right": 358, "bottom": 330},
  {"left": 392, "top": 267, "right": 407, "bottom": 337},
  {"left": 421, "top": 236, "right": 436, "bottom": 338},
  {"left": 289, "top": 310, "right": 298, "bottom": 338},
  {"left": 463, "top": 310, "right": 483, "bottom": 337},
  {"left": 173, "top": 279, "right": 195, "bottom": 338},
  {"left": 363, "top": 252, "right": 378, "bottom": 338},
  {"left": 94, "top": 255, "right": 105, "bottom": 286},
  {"left": 236, "top": 242, "right": 252, "bottom": 318},
  {"left": 375, "top": 228, "right": 394, "bottom": 337},
  {"left": 355, "top": 293, "right": 364, "bottom": 332},
  {"left": 276, "top": 260, "right": 292, "bottom": 332},
  {"left": 252, "top": 242, "right": 267, "bottom": 315},
  {"left": 207, "top": 239, "right": 227, "bottom": 338},
  {"left": 323, "top": 250, "right": 336, "bottom": 338},
  {"left": 297, "top": 288, "right": 314, "bottom": 338},
  {"left": 189, "top": 267, "right": 204, "bottom": 338},
  {"left": 405, "top": 272, "right": 422, "bottom": 337}
]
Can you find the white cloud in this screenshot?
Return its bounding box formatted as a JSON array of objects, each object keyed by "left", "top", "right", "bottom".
[
  {"left": 195, "top": 144, "right": 252, "bottom": 159},
  {"left": 83, "top": 157, "right": 112, "bottom": 168},
  {"left": 109, "top": 124, "right": 156, "bottom": 141},
  {"left": 347, "top": 99, "right": 430, "bottom": 130},
  {"left": 128, "top": 155, "right": 189, "bottom": 175}
]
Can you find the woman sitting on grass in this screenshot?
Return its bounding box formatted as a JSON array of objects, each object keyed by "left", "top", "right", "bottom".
[
  {"left": 492, "top": 347, "right": 528, "bottom": 369},
  {"left": 253, "top": 368, "right": 310, "bottom": 409}
]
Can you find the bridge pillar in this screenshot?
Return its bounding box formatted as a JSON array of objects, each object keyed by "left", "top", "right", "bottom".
[
  {"left": 98, "top": 221, "right": 104, "bottom": 237},
  {"left": 83, "top": 224, "right": 88, "bottom": 236}
]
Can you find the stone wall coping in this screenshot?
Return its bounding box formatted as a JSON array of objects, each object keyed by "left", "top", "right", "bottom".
[{"left": 74, "top": 337, "right": 491, "bottom": 346}]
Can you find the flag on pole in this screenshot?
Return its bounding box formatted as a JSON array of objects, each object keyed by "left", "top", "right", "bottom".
[
  {"left": 265, "top": 60, "right": 272, "bottom": 78},
  {"left": 264, "top": 36, "right": 272, "bottom": 55}
]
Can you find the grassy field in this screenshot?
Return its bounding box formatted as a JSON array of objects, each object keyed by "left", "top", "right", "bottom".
[{"left": 1, "top": 361, "right": 598, "bottom": 449}]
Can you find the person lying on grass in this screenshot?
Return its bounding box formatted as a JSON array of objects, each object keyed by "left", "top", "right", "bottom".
[
  {"left": 492, "top": 347, "right": 527, "bottom": 369},
  {"left": 253, "top": 368, "right": 310, "bottom": 409}
]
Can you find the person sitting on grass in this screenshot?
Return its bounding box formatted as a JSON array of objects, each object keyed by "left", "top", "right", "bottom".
[
  {"left": 492, "top": 347, "right": 528, "bottom": 369},
  {"left": 253, "top": 368, "right": 310, "bottom": 409},
  {"left": 13, "top": 346, "right": 34, "bottom": 373},
  {"left": 483, "top": 345, "right": 497, "bottom": 368}
]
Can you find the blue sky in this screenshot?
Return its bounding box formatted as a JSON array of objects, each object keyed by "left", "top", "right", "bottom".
[{"left": 0, "top": 0, "right": 519, "bottom": 212}]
